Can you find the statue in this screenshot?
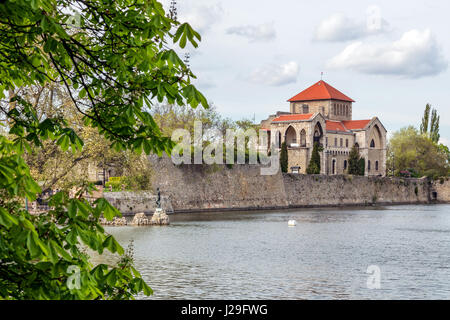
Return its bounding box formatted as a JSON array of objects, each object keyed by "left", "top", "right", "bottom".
[
  {"left": 156, "top": 187, "right": 161, "bottom": 209},
  {"left": 151, "top": 187, "right": 169, "bottom": 225}
]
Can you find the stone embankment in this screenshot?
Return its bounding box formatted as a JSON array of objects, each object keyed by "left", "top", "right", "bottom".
[
  {"left": 99, "top": 210, "right": 170, "bottom": 226},
  {"left": 101, "top": 155, "right": 450, "bottom": 215}
]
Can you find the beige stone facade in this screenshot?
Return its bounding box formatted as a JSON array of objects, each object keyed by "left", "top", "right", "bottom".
[{"left": 261, "top": 80, "right": 387, "bottom": 176}]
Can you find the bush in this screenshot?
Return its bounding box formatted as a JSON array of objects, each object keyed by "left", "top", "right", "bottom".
[
  {"left": 105, "top": 177, "right": 123, "bottom": 191},
  {"left": 306, "top": 142, "right": 321, "bottom": 174},
  {"left": 280, "top": 142, "right": 288, "bottom": 173}
]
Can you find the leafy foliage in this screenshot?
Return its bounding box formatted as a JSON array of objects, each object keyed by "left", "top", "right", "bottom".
[
  {"left": 280, "top": 142, "right": 288, "bottom": 173},
  {"left": 348, "top": 144, "right": 364, "bottom": 175},
  {"left": 306, "top": 142, "right": 322, "bottom": 174},
  {"left": 0, "top": 0, "right": 204, "bottom": 299},
  {"left": 387, "top": 126, "right": 449, "bottom": 179},
  {"left": 420, "top": 104, "right": 440, "bottom": 143}
]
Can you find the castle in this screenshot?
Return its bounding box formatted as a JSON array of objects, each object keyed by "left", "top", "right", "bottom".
[{"left": 260, "top": 80, "right": 387, "bottom": 176}]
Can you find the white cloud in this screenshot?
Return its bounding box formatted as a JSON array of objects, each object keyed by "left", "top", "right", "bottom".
[
  {"left": 247, "top": 61, "right": 299, "bottom": 86},
  {"left": 314, "top": 9, "right": 389, "bottom": 42},
  {"left": 226, "top": 22, "right": 276, "bottom": 42},
  {"left": 178, "top": 1, "right": 223, "bottom": 34},
  {"left": 327, "top": 29, "right": 448, "bottom": 78}
]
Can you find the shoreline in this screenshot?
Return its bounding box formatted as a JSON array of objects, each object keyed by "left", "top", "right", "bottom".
[{"left": 120, "top": 200, "right": 448, "bottom": 216}]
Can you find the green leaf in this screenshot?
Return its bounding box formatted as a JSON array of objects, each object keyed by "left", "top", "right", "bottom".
[
  {"left": 56, "top": 135, "right": 70, "bottom": 151},
  {"left": 0, "top": 207, "right": 19, "bottom": 228},
  {"left": 66, "top": 229, "right": 78, "bottom": 246},
  {"left": 106, "top": 270, "right": 117, "bottom": 286},
  {"left": 27, "top": 231, "right": 41, "bottom": 258},
  {"left": 67, "top": 200, "right": 77, "bottom": 218},
  {"left": 79, "top": 88, "right": 87, "bottom": 99}
]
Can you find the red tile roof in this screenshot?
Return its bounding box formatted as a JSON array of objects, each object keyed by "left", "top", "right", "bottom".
[
  {"left": 272, "top": 113, "right": 314, "bottom": 122},
  {"left": 341, "top": 120, "right": 370, "bottom": 130},
  {"left": 326, "top": 121, "right": 348, "bottom": 132},
  {"left": 326, "top": 119, "right": 371, "bottom": 132},
  {"left": 288, "top": 80, "right": 355, "bottom": 102}
]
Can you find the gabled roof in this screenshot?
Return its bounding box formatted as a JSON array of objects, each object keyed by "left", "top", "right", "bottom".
[
  {"left": 288, "top": 80, "right": 355, "bottom": 103},
  {"left": 341, "top": 120, "right": 371, "bottom": 130},
  {"left": 326, "top": 121, "right": 348, "bottom": 132},
  {"left": 272, "top": 113, "right": 314, "bottom": 122},
  {"left": 326, "top": 119, "right": 371, "bottom": 132}
]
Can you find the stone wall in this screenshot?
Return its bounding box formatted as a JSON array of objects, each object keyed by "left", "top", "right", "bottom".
[
  {"left": 431, "top": 178, "right": 450, "bottom": 202},
  {"left": 284, "top": 174, "right": 430, "bottom": 207},
  {"left": 149, "top": 155, "right": 288, "bottom": 212},
  {"left": 103, "top": 191, "right": 173, "bottom": 215},
  {"left": 106, "top": 156, "right": 449, "bottom": 214}
]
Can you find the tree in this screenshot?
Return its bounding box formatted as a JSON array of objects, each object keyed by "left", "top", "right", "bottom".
[
  {"left": 430, "top": 109, "right": 440, "bottom": 144},
  {"left": 0, "top": 0, "right": 204, "bottom": 299},
  {"left": 420, "top": 103, "right": 431, "bottom": 135},
  {"left": 348, "top": 144, "right": 364, "bottom": 175},
  {"left": 306, "top": 142, "right": 321, "bottom": 174},
  {"left": 280, "top": 142, "right": 288, "bottom": 173},
  {"left": 420, "top": 104, "right": 440, "bottom": 143},
  {"left": 358, "top": 158, "right": 366, "bottom": 176},
  {"left": 387, "top": 126, "right": 449, "bottom": 179}
]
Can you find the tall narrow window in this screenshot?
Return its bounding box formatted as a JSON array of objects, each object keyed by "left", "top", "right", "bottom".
[
  {"left": 370, "top": 139, "right": 375, "bottom": 148},
  {"left": 344, "top": 160, "right": 348, "bottom": 170},
  {"left": 300, "top": 129, "right": 306, "bottom": 147},
  {"left": 346, "top": 139, "right": 349, "bottom": 147},
  {"left": 326, "top": 137, "right": 328, "bottom": 147},
  {"left": 302, "top": 104, "right": 309, "bottom": 114},
  {"left": 375, "top": 161, "right": 379, "bottom": 171},
  {"left": 332, "top": 159, "right": 336, "bottom": 174},
  {"left": 340, "top": 138, "right": 343, "bottom": 147},
  {"left": 368, "top": 160, "right": 371, "bottom": 172},
  {"left": 335, "top": 138, "right": 337, "bottom": 146}
]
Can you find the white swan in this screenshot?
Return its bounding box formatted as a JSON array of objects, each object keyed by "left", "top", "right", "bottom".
[{"left": 288, "top": 220, "right": 297, "bottom": 227}]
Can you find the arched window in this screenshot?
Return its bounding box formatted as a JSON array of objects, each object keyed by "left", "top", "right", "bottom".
[
  {"left": 300, "top": 129, "right": 306, "bottom": 147},
  {"left": 275, "top": 131, "right": 281, "bottom": 148},
  {"left": 344, "top": 160, "right": 348, "bottom": 170},
  {"left": 368, "top": 160, "right": 371, "bottom": 172},
  {"left": 285, "top": 126, "right": 297, "bottom": 147},
  {"left": 345, "top": 139, "right": 349, "bottom": 148},
  {"left": 370, "top": 139, "right": 375, "bottom": 148},
  {"left": 375, "top": 161, "right": 379, "bottom": 171},
  {"left": 340, "top": 138, "right": 343, "bottom": 147},
  {"left": 332, "top": 159, "right": 336, "bottom": 174}
]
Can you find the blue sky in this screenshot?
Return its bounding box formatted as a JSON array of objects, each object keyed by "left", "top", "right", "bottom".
[{"left": 164, "top": 0, "right": 450, "bottom": 144}]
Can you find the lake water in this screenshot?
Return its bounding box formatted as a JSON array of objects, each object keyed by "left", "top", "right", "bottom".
[{"left": 105, "top": 204, "right": 450, "bottom": 299}]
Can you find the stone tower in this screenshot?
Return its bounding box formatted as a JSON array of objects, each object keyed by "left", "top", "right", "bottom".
[{"left": 287, "top": 80, "right": 354, "bottom": 121}]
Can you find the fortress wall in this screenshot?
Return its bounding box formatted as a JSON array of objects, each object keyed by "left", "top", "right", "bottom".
[
  {"left": 432, "top": 179, "right": 450, "bottom": 202},
  {"left": 284, "top": 174, "right": 429, "bottom": 208},
  {"left": 106, "top": 155, "right": 446, "bottom": 214},
  {"left": 148, "top": 155, "right": 289, "bottom": 212}
]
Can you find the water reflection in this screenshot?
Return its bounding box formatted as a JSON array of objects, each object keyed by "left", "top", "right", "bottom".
[{"left": 103, "top": 204, "right": 450, "bottom": 299}]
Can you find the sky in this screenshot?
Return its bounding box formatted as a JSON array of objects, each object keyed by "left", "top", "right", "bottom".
[{"left": 162, "top": 0, "right": 450, "bottom": 144}]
